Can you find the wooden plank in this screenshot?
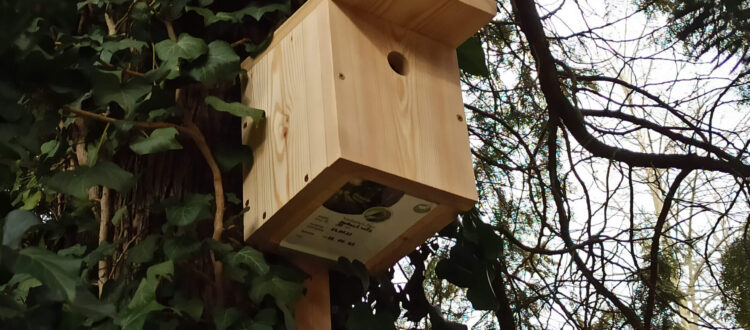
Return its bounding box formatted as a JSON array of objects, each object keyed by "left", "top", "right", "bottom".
[
  {"left": 366, "top": 204, "right": 458, "bottom": 273},
  {"left": 292, "top": 258, "right": 331, "bottom": 330},
  {"left": 333, "top": 0, "right": 496, "bottom": 46},
  {"left": 242, "top": 0, "right": 334, "bottom": 242},
  {"left": 329, "top": 3, "right": 479, "bottom": 206}
]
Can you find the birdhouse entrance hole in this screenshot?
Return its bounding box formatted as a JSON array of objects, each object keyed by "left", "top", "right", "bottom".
[
  {"left": 387, "top": 51, "right": 408, "bottom": 76},
  {"left": 280, "top": 178, "right": 436, "bottom": 262}
]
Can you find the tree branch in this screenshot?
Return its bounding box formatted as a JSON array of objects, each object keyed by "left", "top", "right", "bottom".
[
  {"left": 511, "top": 0, "right": 645, "bottom": 327},
  {"left": 644, "top": 169, "right": 691, "bottom": 329},
  {"left": 511, "top": 0, "right": 750, "bottom": 178},
  {"left": 579, "top": 109, "right": 735, "bottom": 161}
]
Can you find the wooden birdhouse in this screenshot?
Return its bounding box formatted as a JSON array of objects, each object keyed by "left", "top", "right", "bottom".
[{"left": 241, "top": 0, "right": 495, "bottom": 272}]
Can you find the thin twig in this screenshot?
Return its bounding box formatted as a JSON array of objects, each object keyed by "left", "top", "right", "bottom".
[
  {"left": 98, "top": 187, "right": 111, "bottom": 298},
  {"left": 97, "top": 60, "right": 146, "bottom": 77},
  {"left": 104, "top": 13, "right": 117, "bottom": 36},
  {"left": 164, "top": 19, "right": 177, "bottom": 42},
  {"left": 63, "top": 106, "right": 226, "bottom": 303}
]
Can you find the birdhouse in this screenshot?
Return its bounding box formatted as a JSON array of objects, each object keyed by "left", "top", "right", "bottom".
[{"left": 241, "top": 0, "right": 495, "bottom": 272}]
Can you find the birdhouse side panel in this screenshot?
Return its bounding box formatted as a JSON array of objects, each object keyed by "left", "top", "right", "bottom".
[
  {"left": 242, "top": 0, "right": 338, "bottom": 241},
  {"left": 329, "top": 3, "right": 478, "bottom": 208}
]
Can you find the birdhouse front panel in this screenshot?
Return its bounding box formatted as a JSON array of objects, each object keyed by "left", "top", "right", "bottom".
[{"left": 242, "top": 0, "right": 494, "bottom": 272}]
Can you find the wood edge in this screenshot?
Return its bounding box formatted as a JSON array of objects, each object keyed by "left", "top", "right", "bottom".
[
  {"left": 335, "top": 157, "right": 478, "bottom": 210},
  {"left": 245, "top": 158, "right": 355, "bottom": 249},
  {"left": 240, "top": 0, "right": 326, "bottom": 70},
  {"left": 463, "top": 0, "right": 497, "bottom": 17},
  {"left": 365, "top": 204, "right": 459, "bottom": 273}
]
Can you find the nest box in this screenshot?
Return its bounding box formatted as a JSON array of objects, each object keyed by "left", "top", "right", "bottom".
[{"left": 241, "top": 0, "right": 495, "bottom": 272}]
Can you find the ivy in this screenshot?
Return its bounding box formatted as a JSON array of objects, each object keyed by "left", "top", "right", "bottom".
[{"left": 0, "top": 0, "right": 304, "bottom": 329}]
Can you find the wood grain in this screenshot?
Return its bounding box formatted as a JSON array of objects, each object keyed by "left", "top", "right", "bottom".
[
  {"left": 329, "top": 3, "right": 478, "bottom": 207},
  {"left": 333, "top": 0, "right": 496, "bottom": 47},
  {"left": 292, "top": 258, "right": 331, "bottom": 330},
  {"left": 242, "top": 0, "right": 337, "bottom": 241},
  {"left": 242, "top": 0, "right": 483, "bottom": 271}
]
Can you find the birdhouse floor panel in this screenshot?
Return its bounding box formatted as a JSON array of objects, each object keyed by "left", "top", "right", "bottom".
[{"left": 280, "top": 178, "right": 437, "bottom": 263}]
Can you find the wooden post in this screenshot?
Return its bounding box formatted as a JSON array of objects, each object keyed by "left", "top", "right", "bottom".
[{"left": 292, "top": 258, "right": 331, "bottom": 330}]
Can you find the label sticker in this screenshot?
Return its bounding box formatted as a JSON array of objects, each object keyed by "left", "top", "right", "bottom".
[{"left": 280, "top": 179, "right": 436, "bottom": 262}]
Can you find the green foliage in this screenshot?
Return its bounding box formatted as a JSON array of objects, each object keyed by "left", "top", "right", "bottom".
[
  {"left": 720, "top": 237, "right": 750, "bottom": 328},
  {"left": 457, "top": 36, "right": 490, "bottom": 77},
  {"left": 154, "top": 33, "right": 208, "bottom": 65},
  {"left": 164, "top": 193, "right": 213, "bottom": 226},
  {"left": 45, "top": 162, "right": 135, "bottom": 199},
  {"left": 91, "top": 70, "right": 152, "bottom": 113},
  {"left": 643, "top": 0, "right": 750, "bottom": 66},
  {"left": 13, "top": 247, "right": 82, "bottom": 301},
  {"left": 436, "top": 209, "right": 504, "bottom": 312},
  {"left": 0, "top": 0, "right": 303, "bottom": 329},
  {"left": 129, "top": 128, "right": 183, "bottom": 155},
  {"left": 186, "top": 41, "right": 241, "bottom": 86},
  {"left": 2, "top": 210, "right": 40, "bottom": 249},
  {"left": 346, "top": 303, "right": 397, "bottom": 330},
  {"left": 205, "top": 96, "right": 266, "bottom": 122},
  {"left": 187, "top": 2, "right": 291, "bottom": 26}
]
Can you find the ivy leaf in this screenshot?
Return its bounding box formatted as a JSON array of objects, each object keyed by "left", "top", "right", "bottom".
[
  {"left": 169, "top": 293, "right": 203, "bottom": 320},
  {"left": 45, "top": 161, "right": 134, "bottom": 199},
  {"left": 127, "top": 235, "right": 160, "bottom": 264},
  {"left": 249, "top": 275, "right": 303, "bottom": 305},
  {"left": 58, "top": 244, "right": 87, "bottom": 257},
  {"left": 129, "top": 127, "right": 183, "bottom": 155},
  {"left": 154, "top": 33, "right": 207, "bottom": 65},
  {"left": 100, "top": 38, "right": 148, "bottom": 62},
  {"left": 20, "top": 190, "right": 42, "bottom": 210},
  {"left": 186, "top": 7, "right": 234, "bottom": 26},
  {"left": 465, "top": 266, "right": 498, "bottom": 311},
  {"left": 69, "top": 286, "right": 117, "bottom": 322},
  {"left": 187, "top": 2, "right": 290, "bottom": 26},
  {"left": 131, "top": 2, "right": 151, "bottom": 21},
  {"left": 111, "top": 207, "right": 127, "bottom": 226},
  {"left": 205, "top": 238, "right": 234, "bottom": 257},
  {"left": 226, "top": 246, "right": 269, "bottom": 276},
  {"left": 205, "top": 96, "right": 265, "bottom": 122},
  {"left": 457, "top": 36, "right": 489, "bottom": 77},
  {"left": 157, "top": 0, "right": 189, "bottom": 20},
  {"left": 345, "top": 303, "right": 397, "bottom": 330},
  {"left": 84, "top": 241, "right": 113, "bottom": 268},
  {"left": 336, "top": 257, "right": 369, "bottom": 291},
  {"left": 234, "top": 2, "right": 291, "bottom": 21},
  {"left": 0, "top": 294, "right": 24, "bottom": 319},
  {"left": 254, "top": 308, "right": 278, "bottom": 326},
  {"left": 146, "top": 260, "right": 174, "bottom": 281},
  {"left": 119, "top": 261, "right": 173, "bottom": 329},
  {"left": 91, "top": 70, "right": 152, "bottom": 113},
  {"left": 250, "top": 273, "right": 303, "bottom": 328},
  {"left": 187, "top": 40, "right": 240, "bottom": 85},
  {"left": 164, "top": 194, "right": 213, "bottom": 227},
  {"left": 6, "top": 273, "right": 42, "bottom": 303},
  {"left": 213, "top": 145, "right": 254, "bottom": 172},
  {"left": 2, "top": 209, "right": 40, "bottom": 249},
  {"left": 435, "top": 258, "right": 473, "bottom": 288},
  {"left": 13, "top": 247, "right": 82, "bottom": 301},
  {"left": 213, "top": 307, "right": 241, "bottom": 330},
  {"left": 119, "top": 297, "right": 164, "bottom": 330},
  {"left": 163, "top": 236, "right": 202, "bottom": 262}
]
